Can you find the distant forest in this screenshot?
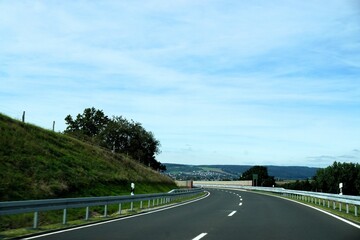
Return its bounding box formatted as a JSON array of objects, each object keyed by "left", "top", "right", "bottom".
[{"left": 284, "top": 161, "right": 360, "bottom": 195}]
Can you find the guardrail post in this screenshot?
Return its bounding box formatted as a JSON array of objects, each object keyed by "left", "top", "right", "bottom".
[
  {"left": 104, "top": 205, "right": 108, "bottom": 217},
  {"left": 327, "top": 201, "right": 330, "bottom": 208},
  {"left": 33, "top": 211, "right": 39, "bottom": 229},
  {"left": 346, "top": 204, "right": 349, "bottom": 214},
  {"left": 131, "top": 202, "right": 134, "bottom": 211},
  {"left": 63, "top": 209, "right": 67, "bottom": 225},
  {"left": 323, "top": 199, "right": 325, "bottom": 207},
  {"left": 85, "top": 206, "right": 90, "bottom": 220},
  {"left": 140, "top": 201, "right": 143, "bottom": 209},
  {"left": 333, "top": 201, "right": 336, "bottom": 210},
  {"left": 118, "top": 203, "right": 122, "bottom": 215},
  {"left": 152, "top": 199, "right": 155, "bottom": 207},
  {"left": 148, "top": 199, "right": 151, "bottom": 208},
  {"left": 355, "top": 206, "right": 358, "bottom": 217},
  {"left": 339, "top": 202, "right": 342, "bottom": 212}
]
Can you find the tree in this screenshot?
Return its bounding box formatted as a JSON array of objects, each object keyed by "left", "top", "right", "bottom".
[
  {"left": 313, "top": 161, "right": 360, "bottom": 195},
  {"left": 98, "top": 116, "right": 132, "bottom": 153},
  {"left": 240, "top": 166, "right": 275, "bottom": 187},
  {"left": 64, "top": 107, "right": 109, "bottom": 139},
  {"left": 64, "top": 108, "right": 163, "bottom": 171}
]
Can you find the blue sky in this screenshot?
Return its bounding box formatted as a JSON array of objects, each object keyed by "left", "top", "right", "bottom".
[{"left": 1, "top": 0, "right": 359, "bottom": 167}]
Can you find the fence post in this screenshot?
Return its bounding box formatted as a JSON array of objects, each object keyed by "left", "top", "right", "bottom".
[{"left": 33, "top": 211, "right": 39, "bottom": 229}]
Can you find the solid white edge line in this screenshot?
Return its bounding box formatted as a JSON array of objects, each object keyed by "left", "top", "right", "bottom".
[
  {"left": 23, "top": 191, "right": 211, "bottom": 239},
  {"left": 228, "top": 210, "right": 237, "bottom": 216},
  {"left": 282, "top": 197, "right": 360, "bottom": 230},
  {"left": 192, "top": 232, "right": 207, "bottom": 240},
  {"left": 225, "top": 188, "right": 360, "bottom": 230}
]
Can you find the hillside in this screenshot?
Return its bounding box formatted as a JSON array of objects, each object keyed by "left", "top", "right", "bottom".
[
  {"left": 0, "top": 113, "right": 176, "bottom": 201},
  {"left": 165, "top": 163, "right": 319, "bottom": 180}
]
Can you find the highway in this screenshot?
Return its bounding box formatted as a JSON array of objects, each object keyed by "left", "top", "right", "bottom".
[{"left": 25, "top": 189, "right": 360, "bottom": 240}]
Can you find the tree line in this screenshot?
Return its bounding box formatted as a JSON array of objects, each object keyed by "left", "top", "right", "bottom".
[
  {"left": 238, "top": 162, "right": 360, "bottom": 196},
  {"left": 64, "top": 107, "right": 165, "bottom": 171},
  {"left": 281, "top": 162, "right": 360, "bottom": 196},
  {"left": 239, "top": 166, "right": 275, "bottom": 187}
]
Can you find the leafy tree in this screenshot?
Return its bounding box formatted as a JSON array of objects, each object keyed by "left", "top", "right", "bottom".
[
  {"left": 64, "top": 107, "right": 164, "bottom": 171},
  {"left": 64, "top": 107, "right": 109, "bottom": 139},
  {"left": 240, "top": 166, "right": 275, "bottom": 187},
  {"left": 98, "top": 116, "right": 132, "bottom": 153},
  {"left": 313, "top": 161, "right": 360, "bottom": 195}
]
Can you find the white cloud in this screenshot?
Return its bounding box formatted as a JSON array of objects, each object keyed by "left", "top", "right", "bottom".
[{"left": 1, "top": 0, "right": 359, "bottom": 167}]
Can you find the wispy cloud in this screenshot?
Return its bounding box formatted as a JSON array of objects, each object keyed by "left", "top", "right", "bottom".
[{"left": 307, "top": 150, "right": 360, "bottom": 167}]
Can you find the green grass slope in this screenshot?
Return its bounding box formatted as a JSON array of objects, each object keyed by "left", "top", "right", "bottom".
[{"left": 0, "top": 113, "right": 176, "bottom": 201}]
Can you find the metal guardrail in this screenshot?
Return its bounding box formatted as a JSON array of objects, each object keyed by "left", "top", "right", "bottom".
[
  {"left": 195, "top": 184, "right": 360, "bottom": 217},
  {"left": 0, "top": 188, "right": 203, "bottom": 229}
]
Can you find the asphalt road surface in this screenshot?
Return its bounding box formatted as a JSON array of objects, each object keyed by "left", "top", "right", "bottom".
[{"left": 24, "top": 189, "right": 360, "bottom": 240}]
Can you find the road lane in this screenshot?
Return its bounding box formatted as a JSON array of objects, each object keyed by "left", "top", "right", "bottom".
[
  {"left": 25, "top": 189, "right": 360, "bottom": 240},
  {"left": 206, "top": 189, "right": 360, "bottom": 240}
]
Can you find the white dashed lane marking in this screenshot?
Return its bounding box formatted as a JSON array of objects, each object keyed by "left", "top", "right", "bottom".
[
  {"left": 228, "top": 211, "right": 237, "bottom": 216},
  {"left": 192, "top": 233, "right": 207, "bottom": 240}
]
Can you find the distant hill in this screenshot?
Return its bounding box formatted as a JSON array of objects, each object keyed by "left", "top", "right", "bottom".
[
  {"left": 164, "top": 163, "right": 319, "bottom": 180},
  {"left": 0, "top": 113, "right": 175, "bottom": 201}
]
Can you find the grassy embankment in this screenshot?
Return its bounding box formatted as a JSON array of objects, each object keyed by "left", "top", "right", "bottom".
[{"left": 0, "top": 113, "right": 176, "bottom": 232}]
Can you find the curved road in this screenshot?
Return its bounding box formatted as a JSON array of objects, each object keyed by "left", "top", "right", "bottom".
[{"left": 25, "top": 189, "right": 360, "bottom": 240}]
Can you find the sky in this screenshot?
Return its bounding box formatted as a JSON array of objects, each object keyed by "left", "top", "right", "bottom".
[{"left": 1, "top": 0, "right": 359, "bottom": 168}]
